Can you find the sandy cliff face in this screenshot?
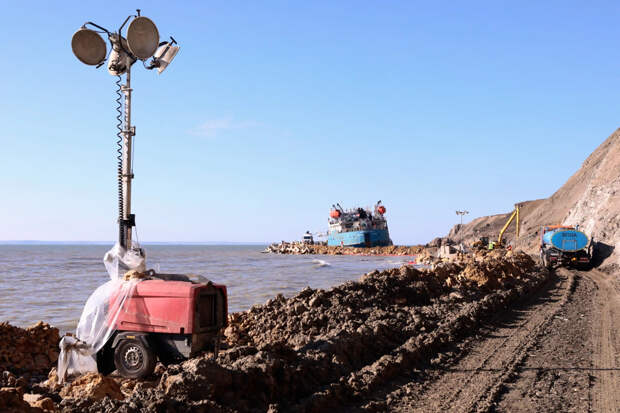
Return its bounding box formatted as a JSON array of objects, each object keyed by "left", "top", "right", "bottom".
[
  {"left": 446, "top": 128, "right": 620, "bottom": 269},
  {"left": 562, "top": 130, "right": 620, "bottom": 268}
]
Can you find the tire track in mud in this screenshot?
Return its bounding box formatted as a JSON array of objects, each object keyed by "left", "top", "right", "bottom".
[
  {"left": 381, "top": 268, "right": 575, "bottom": 413},
  {"left": 294, "top": 269, "right": 552, "bottom": 413},
  {"left": 585, "top": 269, "right": 620, "bottom": 413}
]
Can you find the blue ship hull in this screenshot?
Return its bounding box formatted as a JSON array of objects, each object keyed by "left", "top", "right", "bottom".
[{"left": 327, "top": 229, "right": 391, "bottom": 247}]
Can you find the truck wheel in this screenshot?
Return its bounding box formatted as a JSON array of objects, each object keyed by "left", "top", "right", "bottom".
[{"left": 114, "top": 338, "right": 156, "bottom": 379}]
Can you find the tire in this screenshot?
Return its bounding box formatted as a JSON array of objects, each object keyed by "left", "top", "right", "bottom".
[{"left": 114, "top": 338, "right": 156, "bottom": 379}]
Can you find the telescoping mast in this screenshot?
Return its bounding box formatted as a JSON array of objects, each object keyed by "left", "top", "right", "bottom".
[{"left": 71, "top": 9, "right": 179, "bottom": 252}]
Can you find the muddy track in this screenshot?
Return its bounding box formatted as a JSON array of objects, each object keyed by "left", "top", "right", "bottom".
[
  {"left": 585, "top": 269, "right": 620, "bottom": 413},
  {"left": 494, "top": 268, "right": 620, "bottom": 413},
  {"left": 376, "top": 268, "right": 575, "bottom": 412},
  {"left": 375, "top": 267, "right": 620, "bottom": 413}
]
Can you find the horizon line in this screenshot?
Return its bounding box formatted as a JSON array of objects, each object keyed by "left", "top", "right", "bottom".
[{"left": 0, "top": 240, "right": 270, "bottom": 246}]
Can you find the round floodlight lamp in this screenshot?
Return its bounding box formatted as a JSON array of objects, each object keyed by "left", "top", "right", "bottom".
[
  {"left": 126, "top": 16, "right": 159, "bottom": 59},
  {"left": 71, "top": 28, "right": 107, "bottom": 65}
]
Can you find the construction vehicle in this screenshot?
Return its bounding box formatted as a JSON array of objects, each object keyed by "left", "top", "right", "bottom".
[
  {"left": 96, "top": 274, "right": 227, "bottom": 378},
  {"left": 488, "top": 204, "right": 520, "bottom": 250},
  {"left": 539, "top": 225, "right": 592, "bottom": 270},
  {"left": 472, "top": 236, "right": 489, "bottom": 251}
]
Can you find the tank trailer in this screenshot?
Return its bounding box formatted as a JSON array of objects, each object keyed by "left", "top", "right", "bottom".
[{"left": 539, "top": 225, "right": 592, "bottom": 270}]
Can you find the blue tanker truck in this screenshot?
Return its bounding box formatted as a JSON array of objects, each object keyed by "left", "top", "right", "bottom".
[{"left": 539, "top": 225, "right": 592, "bottom": 270}]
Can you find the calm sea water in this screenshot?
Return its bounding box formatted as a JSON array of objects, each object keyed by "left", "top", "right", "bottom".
[{"left": 0, "top": 245, "right": 412, "bottom": 332}]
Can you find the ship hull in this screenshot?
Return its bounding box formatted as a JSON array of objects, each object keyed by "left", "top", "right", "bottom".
[{"left": 327, "top": 229, "right": 392, "bottom": 247}]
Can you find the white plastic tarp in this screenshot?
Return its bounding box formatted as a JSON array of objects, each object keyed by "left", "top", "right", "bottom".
[{"left": 57, "top": 242, "right": 146, "bottom": 382}]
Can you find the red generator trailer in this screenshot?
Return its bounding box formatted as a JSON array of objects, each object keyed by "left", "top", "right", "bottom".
[{"left": 96, "top": 273, "right": 227, "bottom": 378}]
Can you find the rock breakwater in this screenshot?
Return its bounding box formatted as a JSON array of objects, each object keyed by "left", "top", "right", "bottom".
[{"left": 264, "top": 242, "right": 425, "bottom": 256}]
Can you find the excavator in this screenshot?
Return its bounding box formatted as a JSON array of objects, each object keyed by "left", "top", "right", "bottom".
[
  {"left": 473, "top": 204, "right": 520, "bottom": 250},
  {"left": 490, "top": 204, "right": 520, "bottom": 249}
]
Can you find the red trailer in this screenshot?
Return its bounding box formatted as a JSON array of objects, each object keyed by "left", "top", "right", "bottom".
[{"left": 96, "top": 274, "right": 227, "bottom": 378}]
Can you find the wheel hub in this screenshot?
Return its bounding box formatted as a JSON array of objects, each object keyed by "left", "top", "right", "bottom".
[{"left": 124, "top": 345, "right": 143, "bottom": 369}]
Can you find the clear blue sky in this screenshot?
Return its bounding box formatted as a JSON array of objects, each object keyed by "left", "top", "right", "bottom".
[{"left": 0, "top": 1, "right": 617, "bottom": 244}]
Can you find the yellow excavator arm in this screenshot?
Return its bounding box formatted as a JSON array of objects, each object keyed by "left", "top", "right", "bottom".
[{"left": 498, "top": 204, "right": 520, "bottom": 245}]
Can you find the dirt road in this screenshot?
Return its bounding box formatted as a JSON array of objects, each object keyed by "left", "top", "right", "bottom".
[
  {"left": 588, "top": 269, "right": 620, "bottom": 413},
  {"left": 366, "top": 268, "right": 619, "bottom": 413}
]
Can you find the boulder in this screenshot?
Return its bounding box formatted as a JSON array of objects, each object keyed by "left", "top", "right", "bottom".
[{"left": 59, "top": 373, "right": 123, "bottom": 401}]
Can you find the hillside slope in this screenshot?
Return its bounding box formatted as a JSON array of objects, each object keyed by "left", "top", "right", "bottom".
[{"left": 446, "top": 128, "right": 620, "bottom": 269}]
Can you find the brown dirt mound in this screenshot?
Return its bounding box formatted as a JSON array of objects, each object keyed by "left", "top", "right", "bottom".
[
  {"left": 454, "top": 249, "right": 537, "bottom": 289},
  {"left": 58, "top": 252, "right": 544, "bottom": 412},
  {"left": 0, "top": 371, "right": 55, "bottom": 412},
  {"left": 59, "top": 373, "right": 123, "bottom": 401},
  {"left": 0, "top": 387, "right": 32, "bottom": 413},
  {"left": 0, "top": 322, "right": 59, "bottom": 376}
]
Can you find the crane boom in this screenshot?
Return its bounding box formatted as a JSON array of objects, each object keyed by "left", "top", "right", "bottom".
[{"left": 498, "top": 204, "right": 520, "bottom": 245}]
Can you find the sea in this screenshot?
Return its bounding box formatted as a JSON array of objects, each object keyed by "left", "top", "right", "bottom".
[{"left": 0, "top": 244, "right": 413, "bottom": 332}]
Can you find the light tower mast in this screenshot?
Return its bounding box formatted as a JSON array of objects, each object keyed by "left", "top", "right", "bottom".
[{"left": 71, "top": 11, "right": 179, "bottom": 250}]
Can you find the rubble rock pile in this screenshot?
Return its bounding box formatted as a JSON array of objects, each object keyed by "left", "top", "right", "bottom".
[
  {"left": 0, "top": 387, "right": 32, "bottom": 413},
  {"left": 0, "top": 371, "right": 55, "bottom": 413},
  {"left": 60, "top": 251, "right": 545, "bottom": 412},
  {"left": 264, "top": 241, "right": 425, "bottom": 256},
  {"left": 59, "top": 373, "right": 123, "bottom": 401},
  {"left": 0, "top": 322, "right": 59, "bottom": 376}
]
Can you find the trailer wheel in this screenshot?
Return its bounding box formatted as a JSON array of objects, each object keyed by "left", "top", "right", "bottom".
[{"left": 114, "top": 338, "right": 156, "bottom": 379}]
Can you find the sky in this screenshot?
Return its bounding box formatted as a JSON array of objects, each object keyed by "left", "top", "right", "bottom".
[{"left": 0, "top": 1, "right": 618, "bottom": 245}]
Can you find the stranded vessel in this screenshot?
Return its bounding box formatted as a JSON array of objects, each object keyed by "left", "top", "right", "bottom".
[{"left": 328, "top": 201, "right": 392, "bottom": 247}]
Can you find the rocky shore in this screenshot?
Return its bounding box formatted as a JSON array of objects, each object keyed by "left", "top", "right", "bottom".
[
  {"left": 0, "top": 322, "right": 60, "bottom": 412},
  {"left": 0, "top": 249, "right": 547, "bottom": 412},
  {"left": 264, "top": 242, "right": 426, "bottom": 256}
]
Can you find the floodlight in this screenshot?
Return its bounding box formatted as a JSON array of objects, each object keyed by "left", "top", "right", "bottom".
[
  {"left": 71, "top": 28, "right": 107, "bottom": 66},
  {"left": 126, "top": 16, "right": 159, "bottom": 59},
  {"left": 150, "top": 41, "right": 180, "bottom": 74}
]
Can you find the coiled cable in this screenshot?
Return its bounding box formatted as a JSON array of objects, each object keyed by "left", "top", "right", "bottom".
[{"left": 115, "top": 75, "right": 125, "bottom": 243}]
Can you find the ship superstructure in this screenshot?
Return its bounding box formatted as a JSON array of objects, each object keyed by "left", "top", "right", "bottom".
[{"left": 328, "top": 201, "right": 392, "bottom": 247}]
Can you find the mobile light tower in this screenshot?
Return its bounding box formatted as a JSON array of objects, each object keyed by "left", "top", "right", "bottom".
[
  {"left": 455, "top": 210, "right": 469, "bottom": 225},
  {"left": 62, "top": 14, "right": 228, "bottom": 382},
  {"left": 71, "top": 10, "right": 179, "bottom": 252}
]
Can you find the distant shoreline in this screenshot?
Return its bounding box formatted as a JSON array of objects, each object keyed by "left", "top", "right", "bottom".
[{"left": 0, "top": 241, "right": 269, "bottom": 246}]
